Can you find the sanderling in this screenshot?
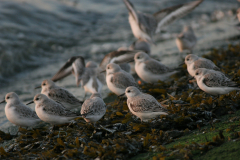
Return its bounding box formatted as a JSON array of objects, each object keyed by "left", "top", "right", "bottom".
[
  {"left": 194, "top": 68, "right": 240, "bottom": 95},
  {"left": 123, "top": 0, "right": 204, "bottom": 43},
  {"left": 134, "top": 52, "right": 178, "bottom": 83},
  {"left": 36, "top": 79, "right": 83, "bottom": 110},
  {"left": 176, "top": 26, "right": 197, "bottom": 53},
  {"left": 129, "top": 39, "right": 151, "bottom": 54},
  {"left": 104, "top": 63, "right": 138, "bottom": 96},
  {"left": 26, "top": 94, "right": 80, "bottom": 125},
  {"left": 0, "top": 92, "right": 41, "bottom": 128},
  {"left": 100, "top": 50, "right": 141, "bottom": 73},
  {"left": 81, "top": 93, "right": 106, "bottom": 126},
  {"left": 185, "top": 54, "right": 220, "bottom": 77},
  {"left": 51, "top": 56, "right": 103, "bottom": 97},
  {"left": 123, "top": 86, "right": 168, "bottom": 121}
]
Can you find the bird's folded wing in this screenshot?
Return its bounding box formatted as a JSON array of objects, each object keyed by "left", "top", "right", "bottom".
[
  {"left": 144, "top": 60, "right": 170, "bottom": 74},
  {"left": 194, "top": 59, "right": 219, "bottom": 71},
  {"left": 154, "top": 0, "right": 204, "bottom": 33},
  {"left": 81, "top": 99, "right": 105, "bottom": 117},
  {"left": 111, "top": 72, "right": 137, "bottom": 89},
  {"left": 130, "top": 98, "right": 166, "bottom": 112},
  {"left": 203, "top": 72, "right": 238, "bottom": 87},
  {"left": 48, "top": 88, "right": 83, "bottom": 105}
]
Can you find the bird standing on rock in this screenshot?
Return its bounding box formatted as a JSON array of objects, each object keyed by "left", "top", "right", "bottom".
[
  {"left": 81, "top": 93, "right": 106, "bottom": 126},
  {"left": 194, "top": 68, "right": 240, "bottom": 96},
  {"left": 0, "top": 92, "right": 41, "bottom": 129},
  {"left": 27, "top": 94, "right": 80, "bottom": 125},
  {"left": 104, "top": 63, "right": 139, "bottom": 96},
  {"left": 134, "top": 52, "right": 178, "bottom": 83},
  {"left": 123, "top": 86, "right": 168, "bottom": 121},
  {"left": 184, "top": 54, "right": 220, "bottom": 77}
]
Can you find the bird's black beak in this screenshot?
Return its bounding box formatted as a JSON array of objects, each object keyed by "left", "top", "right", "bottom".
[
  {"left": 118, "top": 93, "right": 125, "bottom": 98},
  {"left": 178, "top": 63, "right": 185, "bottom": 67},
  {"left": 187, "top": 77, "right": 195, "bottom": 81},
  {"left": 100, "top": 70, "right": 106, "bottom": 73},
  {"left": 26, "top": 101, "right": 34, "bottom": 105},
  {"left": 0, "top": 100, "right": 6, "bottom": 104},
  {"left": 35, "top": 86, "right": 41, "bottom": 89}
]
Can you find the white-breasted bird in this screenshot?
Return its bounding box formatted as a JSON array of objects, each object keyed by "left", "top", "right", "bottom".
[
  {"left": 27, "top": 94, "right": 80, "bottom": 125},
  {"left": 134, "top": 52, "right": 178, "bottom": 83},
  {"left": 105, "top": 63, "right": 139, "bottom": 96},
  {"left": 124, "top": 86, "right": 168, "bottom": 121},
  {"left": 194, "top": 68, "right": 240, "bottom": 95},
  {"left": 81, "top": 93, "right": 106, "bottom": 126},
  {"left": 0, "top": 92, "right": 41, "bottom": 128},
  {"left": 184, "top": 54, "right": 220, "bottom": 77}
]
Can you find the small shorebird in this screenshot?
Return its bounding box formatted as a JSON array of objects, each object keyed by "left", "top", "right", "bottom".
[
  {"left": 184, "top": 54, "right": 220, "bottom": 77},
  {"left": 123, "top": 86, "right": 168, "bottom": 121},
  {"left": 81, "top": 93, "right": 106, "bottom": 126},
  {"left": 36, "top": 79, "right": 83, "bottom": 110},
  {"left": 27, "top": 94, "right": 80, "bottom": 125},
  {"left": 134, "top": 52, "right": 178, "bottom": 83},
  {"left": 194, "top": 68, "right": 240, "bottom": 95},
  {"left": 51, "top": 56, "right": 103, "bottom": 97},
  {"left": 0, "top": 92, "right": 41, "bottom": 128},
  {"left": 104, "top": 63, "right": 138, "bottom": 96},
  {"left": 123, "top": 0, "right": 204, "bottom": 43},
  {"left": 176, "top": 26, "right": 197, "bottom": 53}
]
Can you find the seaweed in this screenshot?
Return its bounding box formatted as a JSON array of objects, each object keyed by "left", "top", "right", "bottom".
[{"left": 1, "top": 45, "right": 240, "bottom": 159}]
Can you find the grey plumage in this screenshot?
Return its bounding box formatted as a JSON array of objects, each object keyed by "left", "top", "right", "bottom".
[
  {"left": 81, "top": 93, "right": 106, "bottom": 123},
  {"left": 134, "top": 52, "right": 178, "bottom": 83},
  {"left": 144, "top": 60, "right": 172, "bottom": 74},
  {"left": 32, "top": 94, "right": 80, "bottom": 125},
  {"left": 125, "top": 86, "right": 168, "bottom": 121},
  {"left": 194, "top": 68, "right": 240, "bottom": 95},
  {"left": 106, "top": 63, "right": 139, "bottom": 96},
  {"left": 185, "top": 54, "right": 220, "bottom": 77},
  {"left": 111, "top": 71, "right": 138, "bottom": 89},
  {"left": 1, "top": 92, "right": 41, "bottom": 127},
  {"left": 202, "top": 70, "right": 238, "bottom": 87},
  {"left": 193, "top": 59, "right": 220, "bottom": 71},
  {"left": 39, "top": 79, "right": 83, "bottom": 110}
]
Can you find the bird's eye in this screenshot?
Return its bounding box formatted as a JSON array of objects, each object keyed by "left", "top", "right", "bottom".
[
  {"left": 36, "top": 98, "right": 39, "bottom": 101},
  {"left": 187, "top": 59, "right": 189, "bottom": 61},
  {"left": 137, "top": 56, "right": 140, "bottom": 59},
  {"left": 6, "top": 97, "right": 9, "bottom": 99},
  {"left": 196, "top": 72, "right": 199, "bottom": 75},
  {"left": 127, "top": 90, "right": 130, "bottom": 93},
  {"left": 43, "top": 83, "right": 46, "bottom": 86},
  {"left": 107, "top": 66, "right": 110, "bottom": 69}
]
